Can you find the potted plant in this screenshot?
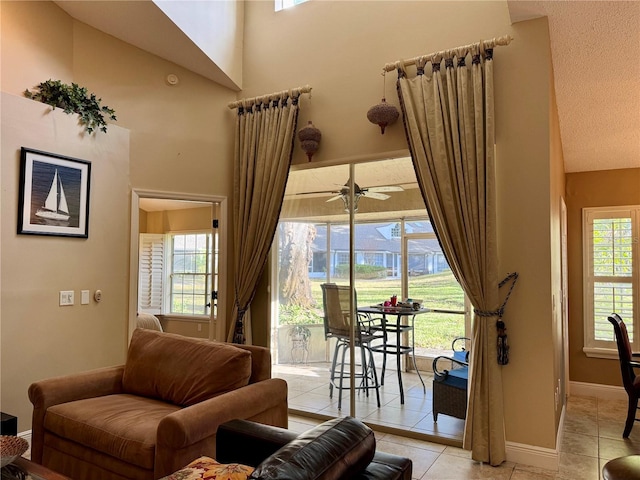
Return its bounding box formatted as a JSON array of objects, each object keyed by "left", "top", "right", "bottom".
[
  {"left": 24, "top": 79, "right": 117, "bottom": 134},
  {"left": 277, "top": 304, "right": 325, "bottom": 364},
  {"left": 289, "top": 324, "right": 312, "bottom": 343}
]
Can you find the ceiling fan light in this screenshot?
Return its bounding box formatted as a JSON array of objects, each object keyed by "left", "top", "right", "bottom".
[
  {"left": 297, "top": 121, "right": 322, "bottom": 161},
  {"left": 367, "top": 98, "right": 399, "bottom": 134},
  {"left": 341, "top": 194, "right": 361, "bottom": 213}
]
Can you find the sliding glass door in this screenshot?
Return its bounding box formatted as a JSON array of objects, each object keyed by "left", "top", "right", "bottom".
[{"left": 270, "top": 158, "right": 468, "bottom": 439}]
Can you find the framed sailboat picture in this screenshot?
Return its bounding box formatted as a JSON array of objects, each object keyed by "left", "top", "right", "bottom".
[{"left": 18, "top": 148, "right": 91, "bottom": 238}]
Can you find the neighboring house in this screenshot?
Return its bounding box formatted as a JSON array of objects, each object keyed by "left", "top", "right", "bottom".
[{"left": 307, "top": 222, "right": 446, "bottom": 277}]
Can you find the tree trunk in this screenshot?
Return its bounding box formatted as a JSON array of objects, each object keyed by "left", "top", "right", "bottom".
[{"left": 279, "top": 223, "right": 316, "bottom": 307}]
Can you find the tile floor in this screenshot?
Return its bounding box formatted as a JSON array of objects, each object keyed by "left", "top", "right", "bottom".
[
  {"left": 275, "top": 361, "right": 465, "bottom": 443},
  {"left": 274, "top": 363, "right": 640, "bottom": 479}
]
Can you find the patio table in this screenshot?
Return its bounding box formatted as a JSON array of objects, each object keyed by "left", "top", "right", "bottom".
[{"left": 358, "top": 306, "right": 429, "bottom": 404}]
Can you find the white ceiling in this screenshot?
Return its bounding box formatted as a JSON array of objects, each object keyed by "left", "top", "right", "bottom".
[
  {"left": 508, "top": 0, "right": 640, "bottom": 173},
  {"left": 55, "top": 0, "right": 640, "bottom": 174}
]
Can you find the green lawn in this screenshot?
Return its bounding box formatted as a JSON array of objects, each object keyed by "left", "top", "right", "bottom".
[{"left": 280, "top": 272, "right": 467, "bottom": 351}]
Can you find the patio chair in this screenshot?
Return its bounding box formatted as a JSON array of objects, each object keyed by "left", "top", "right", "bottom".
[
  {"left": 432, "top": 354, "right": 468, "bottom": 421},
  {"left": 321, "top": 283, "right": 382, "bottom": 410},
  {"left": 452, "top": 336, "right": 471, "bottom": 363}
]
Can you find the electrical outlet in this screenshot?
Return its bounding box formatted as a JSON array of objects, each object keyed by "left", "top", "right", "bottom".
[{"left": 60, "top": 291, "right": 74, "bottom": 306}]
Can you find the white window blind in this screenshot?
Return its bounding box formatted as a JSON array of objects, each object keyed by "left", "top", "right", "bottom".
[
  {"left": 583, "top": 207, "right": 639, "bottom": 356},
  {"left": 138, "top": 233, "right": 165, "bottom": 314}
]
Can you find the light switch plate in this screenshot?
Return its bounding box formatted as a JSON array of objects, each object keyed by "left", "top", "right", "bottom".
[
  {"left": 81, "top": 290, "right": 90, "bottom": 305},
  {"left": 60, "top": 290, "right": 74, "bottom": 306}
]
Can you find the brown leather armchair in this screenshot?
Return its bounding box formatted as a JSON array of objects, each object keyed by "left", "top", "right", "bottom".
[{"left": 29, "top": 329, "right": 288, "bottom": 480}]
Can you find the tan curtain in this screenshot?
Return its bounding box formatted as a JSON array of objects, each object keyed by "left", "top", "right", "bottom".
[
  {"left": 396, "top": 44, "right": 504, "bottom": 465},
  {"left": 228, "top": 91, "right": 303, "bottom": 344}
]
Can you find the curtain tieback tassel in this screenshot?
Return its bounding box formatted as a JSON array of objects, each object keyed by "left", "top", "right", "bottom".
[
  {"left": 496, "top": 319, "right": 509, "bottom": 365},
  {"left": 233, "top": 307, "right": 247, "bottom": 344},
  {"left": 473, "top": 272, "right": 519, "bottom": 365}
]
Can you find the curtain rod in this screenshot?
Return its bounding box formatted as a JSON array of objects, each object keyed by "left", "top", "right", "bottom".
[
  {"left": 382, "top": 34, "right": 513, "bottom": 73},
  {"left": 228, "top": 85, "right": 312, "bottom": 109}
]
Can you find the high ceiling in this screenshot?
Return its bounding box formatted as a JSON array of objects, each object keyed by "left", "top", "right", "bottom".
[
  {"left": 55, "top": 0, "right": 640, "bottom": 174},
  {"left": 507, "top": 0, "right": 640, "bottom": 173}
]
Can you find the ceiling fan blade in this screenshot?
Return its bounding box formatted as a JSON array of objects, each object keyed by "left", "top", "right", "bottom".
[
  {"left": 326, "top": 195, "right": 343, "bottom": 202},
  {"left": 367, "top": 185, "right": 404, "bottom": 193},
  {"left": 294, "top": 189, "right": 339, "bottom": 196},
  {"left": 365, "top": 192, "right": 390, "bottom": 200}
]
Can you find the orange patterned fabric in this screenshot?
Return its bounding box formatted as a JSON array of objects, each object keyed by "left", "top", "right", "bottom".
[{"left": 162, "top": 456, "right": 254, "bottom": 480}]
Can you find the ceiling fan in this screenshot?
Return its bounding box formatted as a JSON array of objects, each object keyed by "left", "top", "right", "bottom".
[{"left": 325, "top": 181, "right": 404, "bottom": 212}]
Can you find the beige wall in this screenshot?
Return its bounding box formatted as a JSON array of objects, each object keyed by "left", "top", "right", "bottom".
[
  {"left": 243, "top": 2, "right": 559, "bottom": 450},
  {"left": 1, "top": 93, "right": 131, "bottom": 432},
  {"left": 141, "top": 206, "right": 212, "bottom": 234},
  {"left": 549, "top": 59, "right": 567, "bottom": 429},
  {"left": 566, "top": 168, "right": 640, "bottom": 385},
  {"left": 0, "top": 0, "right": 237, "bottom": 431}
]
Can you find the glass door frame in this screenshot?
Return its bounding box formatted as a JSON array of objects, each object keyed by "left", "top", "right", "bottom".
[{"left": 403, "top": 231, "right": 471, "bottom": 361}]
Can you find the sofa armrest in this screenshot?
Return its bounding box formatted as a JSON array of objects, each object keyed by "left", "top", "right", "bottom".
[
  {"left": 28, "top": 365, "right": 125, "bottom": 409},
  {"left": 28, "top": 365, "right": 125, "bottom": 463},
  {"left": 216, "top": 419, "right": 299, "bottom": 466},
  {"left": 153, "top": 378, "right": 287, "bottom": 477},
  {"left": 157, "top": 378, "right": 288, "bottom": 449}
]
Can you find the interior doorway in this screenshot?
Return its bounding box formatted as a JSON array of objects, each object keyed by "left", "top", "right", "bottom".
[{"left": 128, "top": 190, "right": 228, "bottom": 342}]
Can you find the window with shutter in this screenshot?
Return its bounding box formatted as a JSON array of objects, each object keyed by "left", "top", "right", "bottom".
[
  {"left": 138, "top": 234, "right": 165, "bottom": 314},
  {"left": 583, "top": 207, "right": 639, "bottom": 357},
  {"left": 138, "top": 232, "right": 215, "bottom": 317}
]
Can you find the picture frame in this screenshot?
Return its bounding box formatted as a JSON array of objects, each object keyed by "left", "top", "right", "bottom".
[{"left": 18, "top": 147, "right": 91, "bottom": 238}]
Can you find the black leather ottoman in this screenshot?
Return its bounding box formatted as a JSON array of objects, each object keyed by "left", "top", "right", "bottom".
[
  {"left": 217, "top": 417, "right": 412, "bottom": 480},
  {"left": 602, "top": 455, "right": 640, "bottom": 480}
]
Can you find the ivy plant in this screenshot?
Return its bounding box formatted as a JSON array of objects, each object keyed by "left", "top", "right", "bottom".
[{"left": 24, "top": 79, "right": 117, "bottom": 134}]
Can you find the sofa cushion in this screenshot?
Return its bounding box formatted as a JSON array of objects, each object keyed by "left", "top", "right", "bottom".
[
  {"left": 161, "top": 456, "right": 254, "bottom": 480},
  {"left": 44, "top": 394, "right": 180, "bottom": 469},
  {"left": 123, "top": 329, "right": 252, "bottom": 406},
  {"left": 435, "top": 366, "right": 468, "bottom": 390},
  {"left": 248, "top": 416, "right": 375, "bottom": 480}
]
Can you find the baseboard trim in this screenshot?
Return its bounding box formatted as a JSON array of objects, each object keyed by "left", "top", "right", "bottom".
[
  {"left": 569, "top": 381, "right": 627, "bottom": 400},
  {"left": 506, "top": 441, "right": 559, "bottom": 471},
  {"left": 506, "top": 384, "right": 626, "bottom": 471},
  {"left": 505, "top": 402, "right": 567, "bottom": 471}
]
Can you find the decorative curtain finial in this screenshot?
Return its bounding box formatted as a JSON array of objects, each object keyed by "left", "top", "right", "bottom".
[{"left": 298, "top": 121, "right": 321, "bottom": 161}]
